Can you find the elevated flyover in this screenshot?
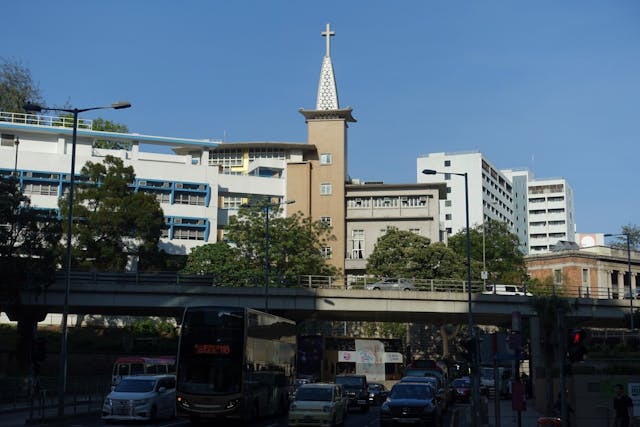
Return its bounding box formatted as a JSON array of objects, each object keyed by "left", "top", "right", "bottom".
[{"left": 7, "top": 272, "right": 630, "bottom": 327}]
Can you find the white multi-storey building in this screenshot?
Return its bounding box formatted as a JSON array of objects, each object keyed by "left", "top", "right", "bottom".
[
  {"left": 0, "top": 115, "right": 308, "bottom": 256},
  {"left": 502, "top": 169, "right": 575, "bottom": 254},
  {"left": 416, "top": 151, "right": 514, "bottom": 236}
]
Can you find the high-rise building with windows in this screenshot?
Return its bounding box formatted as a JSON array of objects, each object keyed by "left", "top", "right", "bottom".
[{"left": 416, "top": 151, "right": 515, "bottom": 235}]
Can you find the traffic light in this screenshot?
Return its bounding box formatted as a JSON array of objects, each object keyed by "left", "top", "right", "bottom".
[
  {"left": 460, "top": 336, "right": 476, "bottom": 363},
  {"left": 567, "top": 328, "right": 587, "bottom": 363}
]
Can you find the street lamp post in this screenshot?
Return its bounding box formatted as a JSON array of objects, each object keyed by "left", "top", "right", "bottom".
[
  {"left": 605, "top": 233, "right": 634, "bottom": 329},
  {"left": 244, "top": 197, "right": 295, "bottom": 312},
  {"left": 13, "top": 136, "right": 20, "bottom": 175},
  {"left": 23, "top": 101, "right": 131, "bottom": 417},
  {"left": 422, "top": 169, "right": 480, "bottom": 427}
]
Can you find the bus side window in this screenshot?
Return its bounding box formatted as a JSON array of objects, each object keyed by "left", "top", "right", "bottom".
[
  {"left": 118, "top": 364, "right": 129, "bottom": 376},
  {"left": 147, "top": 365, "right": 158, "bottom": 374},
  {"left": 131, "top": 363, "right": 144, "bottom": 375}
]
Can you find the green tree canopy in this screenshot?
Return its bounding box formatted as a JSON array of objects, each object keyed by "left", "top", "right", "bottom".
[
  {"left": 366, "top": 228, "right": 466, "bottom": 280},
  {"left": 181, "top": 242, "right": 259, "bottom": 286},
  {"left": 0, "top": 176, "right": 61, "bottom": 299},
  {"left": 610, "top": 224, "right": 640, "bottom": 251},
  {"left": 448, "top": 219, "right": 526, "bottom": 285},
  {"left": 0, "top": 58, "right": 43, "bottom": 113},
  {"left": 224, "top": 201, "right": 337, "bottom": 285},
  {"left": 68, "top": 155, "right": 164, "bottom": 271}
]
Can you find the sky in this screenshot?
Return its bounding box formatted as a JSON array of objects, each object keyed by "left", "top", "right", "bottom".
[{"left": 3, "top": 1, "right": 639, "bottom": 235}]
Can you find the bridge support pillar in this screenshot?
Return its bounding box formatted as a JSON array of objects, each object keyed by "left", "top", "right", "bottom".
[{"left": 3, "top": 307, "right": 48, "bottom": 374}]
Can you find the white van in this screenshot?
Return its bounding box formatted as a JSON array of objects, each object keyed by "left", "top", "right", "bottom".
[{"left": 482, "top": 284, "right": 532, "bottom": 296}]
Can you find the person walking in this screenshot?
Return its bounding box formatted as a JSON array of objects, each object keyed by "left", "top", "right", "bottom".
[{"left": 613, "top": 384, "right": 633, "bottom": 427}]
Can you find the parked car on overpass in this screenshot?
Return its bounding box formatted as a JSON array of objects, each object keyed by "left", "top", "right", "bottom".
[{"left": 365, "top": 278, "right": 416, "bottom": 291}]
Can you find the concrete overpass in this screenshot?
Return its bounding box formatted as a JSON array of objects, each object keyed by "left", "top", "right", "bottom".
[{"left": 6, "top": 272, "right": 630, "bottom": 328}]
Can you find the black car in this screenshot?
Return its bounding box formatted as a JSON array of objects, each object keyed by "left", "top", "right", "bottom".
[
  {"left": 335, "top": 375, "right": 370, "bottom": 412},
  {"left": 380, "top": 382, "right": 441, "bottom": 427},
  {"left": 367, "top": 382, "right": 389, "bottom": 405}
]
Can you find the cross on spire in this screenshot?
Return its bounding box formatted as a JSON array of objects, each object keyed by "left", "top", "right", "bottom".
[{"left": 321, "top": 23, "right": 335, "bottom": 57}]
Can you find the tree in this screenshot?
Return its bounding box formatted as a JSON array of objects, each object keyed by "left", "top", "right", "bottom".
[
  {"left": 224, "top": 203, "right": 337, "bottom": 285},
  {"left": 366, "top": 228, "right": 466, "bottom": 280},
  {"left": 0, "top": 176, "right": 61, "bottom": 299},
  {"left": 181, "top": 242, "right": 259, "bottom": 285},
  {"left": 448, "top": 219, "right": 526, "bottom": 285},
  {"left": 611, "top": 224, "right": 640, "bottom": 251},
  {"left": 68, "top": 155, "right": 164, "bottom": 271},
  {"left": 0, "top": 58, "right": 44, "bottom": 113},
  {"left": 55, "top": 111, "right": 132, "bottom": 149}
]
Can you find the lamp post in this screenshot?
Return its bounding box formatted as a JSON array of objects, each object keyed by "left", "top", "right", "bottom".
[
  {"left": 243, "top": 197, "right": 295, "bottom": 312},
  {"left": 13, "top": 136, "right": 19, "bottom": 175},
  {"left": 23, "top": 101, "right": 131, "bottom": 417},
  {"left": 605, "top": 232, "right": 634, "bottom": 329},
  {"left": 422, "top": 168, "right": 479, "bottom": 427}
]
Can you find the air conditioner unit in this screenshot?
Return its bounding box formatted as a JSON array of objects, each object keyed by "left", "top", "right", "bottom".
[
  {"left": 197, "top": 219, "right": 205, "bottom": 225},
  {"left": 139, "top": 180, "right": 147, "bottom": 186},
  {"left": 25, "top": 172, "right": 33, "bottom": 177},
  {"left": 176, "top": 183, "right": 183, "bottom": 189},
  {"left": 174, "top": 218, "right": 182, "bottom": 224},
  {"left": 198, "top": 184, "right": 205, "bottom": 190},
  {"left": 162, "top": 182, "right": 170, "bottom": 188}
]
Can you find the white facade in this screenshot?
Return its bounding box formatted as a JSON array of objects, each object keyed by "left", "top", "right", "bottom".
[
  {"left": 416, "top": 151, "right": 514, "bottom": 236},
  {"left": 502, "top": 169, "right": 576, "bottom": 253},
  {"left": 0, "top": 112, "right": 301, "bottom": 257},
  {"left": 524, "top": 176, "right": 575, "bottom": 254}
]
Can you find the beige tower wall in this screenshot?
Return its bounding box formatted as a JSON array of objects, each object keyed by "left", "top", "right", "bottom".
[
  {"left": 306, "top": 118, "right": 348, "bottom": 275},
  {"left": 287, "top": 162, "right": 312, "bottom": 218}
]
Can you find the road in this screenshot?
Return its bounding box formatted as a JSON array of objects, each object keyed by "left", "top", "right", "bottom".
[{"left": 14, "top": 403, "right": 462, "bottom": 427}]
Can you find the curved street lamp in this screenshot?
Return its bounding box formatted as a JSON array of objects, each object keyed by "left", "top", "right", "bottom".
[
  {"left": 23, "top": 101, "right": 131, "bottom": 417},
  {"left": 241, "top": 197, "right": 295, "bottom": 312},
  {"left": 604, "top": 232, "right": 634, "bottom": 329},
  {"left": 422, "top": 168, "right": 479, "bottom": 427}
]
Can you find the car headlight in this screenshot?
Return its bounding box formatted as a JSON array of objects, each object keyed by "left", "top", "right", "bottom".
[
  {"left": 133, "top": 398, "right": 150, "bottom": 405},
  {"left": 380, "top": 402, "right": 391, "bottom": 413},
  {"left": 104, "top": 398, "right": 112, "bottom": 406},
  {"left": 226, "top": 399, "right": 240, "bottom": 410},
  {"left": 323, "top": 405, "right": 333, "bottom": 413}
]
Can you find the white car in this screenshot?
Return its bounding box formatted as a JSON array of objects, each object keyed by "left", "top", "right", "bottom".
[
  {"left": 482, "top": 284, "right": 532, "bottom": 296},
  {"left": 102, "top": 374, "right": 176, "bottom": 422},
  {"left": 288, "top": 382, "right": 349, "bottom": 427}
]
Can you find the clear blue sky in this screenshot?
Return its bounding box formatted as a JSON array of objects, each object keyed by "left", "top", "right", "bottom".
[{"left": 4, "top": 1, "right": 639, "bottom": 235}]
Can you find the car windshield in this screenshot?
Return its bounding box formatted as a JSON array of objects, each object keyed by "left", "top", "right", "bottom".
[
  {"left": 369, "top": 383, "right": 383, "bottom": 391},
  {"left": 114, "top": 379, "right": 155, "bottom": 393},
  {"left": 391, "top": 384, "right": 434, "bottom": 400},
  {"left": 452, "top": 379, "right": 470, "bottom": 387},
  {"left": 295, "top": 387, "right": 332, "bottom": 402}
]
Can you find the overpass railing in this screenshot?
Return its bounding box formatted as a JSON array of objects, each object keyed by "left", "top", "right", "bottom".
[{"left": 52, "top": 272, "right": 632, "bottom": 300}]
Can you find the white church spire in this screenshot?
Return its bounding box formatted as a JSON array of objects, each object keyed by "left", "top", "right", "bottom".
[{"left": 316, "top": 23, "right": 339, "bottom": 110}]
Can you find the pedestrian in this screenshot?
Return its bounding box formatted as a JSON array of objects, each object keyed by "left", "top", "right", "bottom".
[{"left": 613, "top": 383, "right": 633, "bottom": 427}]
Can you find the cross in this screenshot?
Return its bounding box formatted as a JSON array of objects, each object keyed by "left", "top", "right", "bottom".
[{"left": 321, "top": 23, "right": 335, "bottom": 57}]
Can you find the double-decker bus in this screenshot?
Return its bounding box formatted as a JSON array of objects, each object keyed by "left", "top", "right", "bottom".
[
  {"left": 298, "top": 335, "right": 404, "bottom": 384},
  {"left": 175, "top": 306, "right": 296, "bottom": 424}
]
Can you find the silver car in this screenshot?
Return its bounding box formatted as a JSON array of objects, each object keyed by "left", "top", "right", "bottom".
[
  {"left": 102, "top": 374, "right": 176, "bottom": 422},
  {"left": 365, "top": 278, "right": 415, "bottom": 291}
]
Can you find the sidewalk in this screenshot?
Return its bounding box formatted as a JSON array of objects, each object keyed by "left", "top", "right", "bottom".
[
  {"left": 486, "top": 397, "right": 547, "bottom": 427},
  {"left": 0, "top": 393, "right": 103, "bottom": 427},
  {"left": 455, "top": 398, "right": 548, "bottom": 427}
]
